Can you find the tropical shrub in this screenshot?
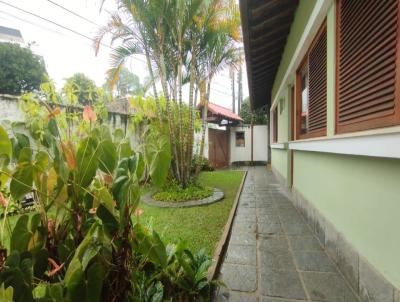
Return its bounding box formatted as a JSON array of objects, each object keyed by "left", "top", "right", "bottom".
[{"left": 0, "top": 96, "right": 215, "bottom": 301}]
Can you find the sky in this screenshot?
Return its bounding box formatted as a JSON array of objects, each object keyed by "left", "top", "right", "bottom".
[{"left": 0, "top": 0, "right": 249, "bottom": 111}]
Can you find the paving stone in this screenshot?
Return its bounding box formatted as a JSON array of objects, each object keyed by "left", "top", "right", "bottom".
[
  {"left": 293, "top": 251, "right": 337, "bottom": 272},
  {"left": 232, "top": 221, "right": 256, "bottom": 234},
  {"left": 359, "top": 258, "right": 394, "bottom": 302},
  {"left": 258, "top": 207, "right": 280, "bottom": 216},
  {"left": 288, "top": 235, "right": 323, "bottom": 251},
  {"left": 260, "top": 250, "right": 296, "bottom": 273},
  {"left": 258, "top": 213, "right": 280, "bottom": 222},
  {"left": 225, "top": 244, "right": 257, "bottom": 266},
  {"left": 220, "top": 263, "right": 257, "bottom": 292},
  {"left": 216, "top": 288, "right": 258, "bottom": 302},
  {"left": 235, "top": 213, "right": 257, "bottom": 222},
  {"left": 258, "top": 236, "right": 289, "bottom": 251},
  {"left": 260, "top": 270, "right": 307, "bottom": 300},
  {"left": 237, "top": 207, "right": 256, "bottom": 216},
  {"left": 281, "top": 220, "right": 312, "bottom": 235},
  {"left": 302, "top": 272, "right": 359, "bottom": 302},
  {"left": 258, "top": 220, "right": 283, "bottom": 235},
  {"left": 230, "top": 232, "right": 256, "bottom": 245}
]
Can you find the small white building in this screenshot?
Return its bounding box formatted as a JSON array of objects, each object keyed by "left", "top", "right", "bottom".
[
  {"left": 196, "top": 103, "right": 268, "bottom": 168},
  {"left": 229, "top": 124, "right": 268, "bottom": 165}
]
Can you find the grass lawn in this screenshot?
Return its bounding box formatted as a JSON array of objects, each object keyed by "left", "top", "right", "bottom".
[{"left": 138, "top": 170, "right": 245, "bottom": 255}]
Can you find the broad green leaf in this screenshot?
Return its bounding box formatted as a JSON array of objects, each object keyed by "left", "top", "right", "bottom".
[
  {"left": 98, "top": 140, "right": 117, "bottom": 174},
  {"left": 113, "top": 128, "right": 124, "bottom": 144},
  {"left": 10, "top": 165, "right": 33, "bottom": 200},
  {"left": 48, "top": 118, "right": 59, "bottom": 137},
  {"left": 146, "top": 136, "right": 171, "bottom": 187},
  {"left": 0, "top": 125, "right": 12, "bottom": 167},
  {"left": 65, "top": 258, "right": 85, "bottom": 300},
  {"left": 34, "top": 151, "right": 49, "bottom": 172},
  {"left": 76, "top": 137, "right": 98, "bottom": 188},
  {"left": 86, "top": 262, "right": 105, "bottom": 302},
  {"left": 0, "top": 283, "right": 13, "bottom": 302},
  {"left": 118, "top": 139, "right": 132, "bottom": 159},
  {"left": 18, "top": 147, "right": 32, "bottom": 164},
  {"left": 12, "top": 133, "right": 30, "bottom": 161},
  {"left": 135, "top": 152, "right": 145, "bottom": 180},
  {"left": 10, "top": 215, "right": 31, "bottom": 252}
]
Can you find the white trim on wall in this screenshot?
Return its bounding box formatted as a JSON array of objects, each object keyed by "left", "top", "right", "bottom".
[
  {"left": 289, "top": 132, "right": 400, "bottom": 159},
  {"left": 271, "top": 143, "right": 286, "bottom": 150}
]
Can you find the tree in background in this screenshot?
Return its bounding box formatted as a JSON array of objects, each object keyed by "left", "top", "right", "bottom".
[
  {"left": 0, "top": 42, "right": 47, "bottom": 95},
  {"left": 240, "top": 97, "right": 268, "bottom": 125},
  {"left": 63, "top": 73, "right": 99, "bottom": 105},
  {"left": 115, "top": 67, "right": 144, "bottom": 97}
]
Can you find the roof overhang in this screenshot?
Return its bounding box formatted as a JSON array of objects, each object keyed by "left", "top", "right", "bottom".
[{"left": 239, "top": 0, "right": 299, "bottom": 110}]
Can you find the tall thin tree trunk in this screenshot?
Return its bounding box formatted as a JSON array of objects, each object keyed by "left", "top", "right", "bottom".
[
  {"left": 238, "top": 64, "right": 242, "bottom": 113},
  {"left": 158, "top": 48, "right": 180, "bottom": 181},
  {"left": 186, "top": 42, "right": 196, "bottom": 181},
  {"left": 231, "top": 67, "right": 235, "bottom": 113},
  {"left": 195, "top": 80, "right": 211, "bottom": 176}
]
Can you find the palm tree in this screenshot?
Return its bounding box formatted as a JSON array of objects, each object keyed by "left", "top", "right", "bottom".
[{"left": 95, "top": 0, "right": 240, "bottom": 186}]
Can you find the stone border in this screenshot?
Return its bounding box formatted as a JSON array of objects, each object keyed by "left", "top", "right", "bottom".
[
  {"left": 271, "top": 169, "right": 400, "bottom": 302},
  {"left": 207, "top": 170, "right": 248, "bottom": 281},
  {"left": 142, "top": 188, "right": 224, "bottom": 208}
]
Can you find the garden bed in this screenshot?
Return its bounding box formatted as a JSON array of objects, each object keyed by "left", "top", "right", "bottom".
[
  {"left": 142, "top": 188, "right": 224, "bottom": 208},
  {"left": 137, "top": 170, "right": 245, "bottom": 255}
]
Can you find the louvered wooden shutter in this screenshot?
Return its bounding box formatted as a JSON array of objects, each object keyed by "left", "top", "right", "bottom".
[
  {"left": 337, "top": 0, "right": 400, "bottom": 132},
  {"left": 308, "top": 26, "right": 327, "bottom": 132}
]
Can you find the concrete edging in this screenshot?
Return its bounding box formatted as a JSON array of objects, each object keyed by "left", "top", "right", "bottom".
[
  {"left": 142, "top": 188, "right": 224, "bottom": 208},
  {"left": 207, "top": 170, "right": 248, "bottom": 281}
]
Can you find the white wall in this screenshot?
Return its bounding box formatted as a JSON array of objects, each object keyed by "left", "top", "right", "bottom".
[
  {"left": 0, "top": 96, "right": 25, "bottom": 122},
  {"left": 230, "top": 125, "right": 268, "bottom": 163}
]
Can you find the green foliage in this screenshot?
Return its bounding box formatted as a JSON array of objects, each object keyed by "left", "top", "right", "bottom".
[
  {"left": 239, "top": 98, "right": 268, "bottom": 125},
  {"left": 191, "top": 155, "right": 214, "bottom": 173},
  {"left": 0, "top": 283, "right": 13, "bottom": 302},
  {"left": 0, "top": 43, "right": 47, "bottom": 95},
  {"left": 0, "top": 108, "right": 212, "bottom": 301},
  {"left": 114, "top": 67, "right": 144, "bottom": 97},
  {"left": 153, "top": 181, "right": 213, "bottom": 202},
  {"left": 63, "top": 73, "right": 99, "bottom": 105}
]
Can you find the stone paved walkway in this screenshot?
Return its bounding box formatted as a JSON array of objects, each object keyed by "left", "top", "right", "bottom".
[{"left": 216, "top": 166, "right": 360, "bottom": 302}]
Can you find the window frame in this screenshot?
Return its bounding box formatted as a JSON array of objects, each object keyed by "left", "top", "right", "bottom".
[
  {"left": 295, "top": 21, "right": 328, "bottom": 140},
  {"left": 335, "top": 0, "right": 400, "bottom": 134},
  {"left": 272, "top": 106, "right": 278, "bottom": 143},
  {"left": 235, "top": 131, "right": 245, "bottom": 147}
]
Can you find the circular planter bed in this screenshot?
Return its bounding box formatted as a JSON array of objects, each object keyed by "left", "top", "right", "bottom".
[{"left": 142, "top": 188, "right": 224, "bottom": 208}]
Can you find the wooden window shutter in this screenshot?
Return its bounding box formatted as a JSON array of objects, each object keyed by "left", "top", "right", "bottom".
[
  {"left": 308, "top": 26, "right": 327, "bottom": 133},
  {"left": 337, "top": 0, "right": 400, "bottom": 133},
  {"left": 295, "top": 23, "right": 327, "bottom": 140}
]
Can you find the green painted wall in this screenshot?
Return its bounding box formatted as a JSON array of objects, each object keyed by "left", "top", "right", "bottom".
[
  {"left": 272, "top": 0, "right": 317, "bottom": 100},
  {"left": 293, "top": 151, "right": 400, "bottom": 288},
  {"left": 271, "top": 149, "right": 288, "bottom": 182}
]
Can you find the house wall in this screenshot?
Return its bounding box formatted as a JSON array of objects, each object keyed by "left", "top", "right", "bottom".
[
  {"left": 268, "top": 0, "right": 400, "bottom": 297},
  {"left": 229, "top": 125, "right": 268, "bottom": 163}
]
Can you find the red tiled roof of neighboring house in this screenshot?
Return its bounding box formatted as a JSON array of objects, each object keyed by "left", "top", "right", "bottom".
[{"left": 203, "top": 103, "right": 243, "bottom": 122}]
